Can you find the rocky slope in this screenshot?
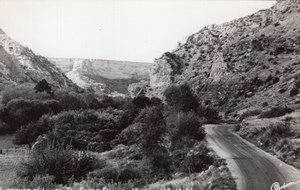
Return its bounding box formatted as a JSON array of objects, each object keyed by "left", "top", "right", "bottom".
[
  {"left": 149, "top": 0, "right": 300, "bottom": 113},
  {"left": 0, "top": 29, "right": 78, "bottom": 91},
  {"left": 49, "top": 58, "right": 151, "bottom": 96}
]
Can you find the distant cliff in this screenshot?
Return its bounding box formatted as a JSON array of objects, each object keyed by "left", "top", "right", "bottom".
[
  {"left": 49, "top": 58, "right": 152, "bottom": 96},
  {"left": 0, "top": 29, "right": 78, "bottom": 91},
  {"left": 149, "top": 0, "right": 300, "bottom": 111}
]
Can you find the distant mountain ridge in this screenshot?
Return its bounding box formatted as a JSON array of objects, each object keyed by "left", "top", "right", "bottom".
[
  {"left": 49, "top": 58, "right": 152, "bottom": 96},
  {"left": 0, "top": 29, "right": 78, "bottom": 91}
]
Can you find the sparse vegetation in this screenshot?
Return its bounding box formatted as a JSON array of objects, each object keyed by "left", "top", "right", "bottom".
[
  {"left": 237, "top": 121, "right": 299, "bottom": 168},
  {"left": 258, "top": 106, "right": 293, "bottom": 118},
  {"left": 239, "top": 109, "right": 262, "bottom": 121}
]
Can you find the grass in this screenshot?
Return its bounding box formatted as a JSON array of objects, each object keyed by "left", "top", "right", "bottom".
[
  {"left": 145, "top": 165, "right": 236, "bottom": 190},
  {"left": 0, "top": 155, "right": 26, "bottom": 187},
  {"left": 0, "top": 134, "right": 28, "bottom": 187}
]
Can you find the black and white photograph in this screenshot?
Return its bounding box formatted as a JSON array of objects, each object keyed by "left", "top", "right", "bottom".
[{"left": 0, "top": 0, "right": 299, "bottom": 189}]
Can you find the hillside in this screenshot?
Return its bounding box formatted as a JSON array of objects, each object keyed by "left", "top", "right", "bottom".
[
  {"left": 149, "top": 0, "right": 300, "bottom": 113},
  {"left": 49, "top": 58, "right": 151, "bottom": 95},
  {"left": 0, "top": 29, "right": 78, "bottom": 91}
]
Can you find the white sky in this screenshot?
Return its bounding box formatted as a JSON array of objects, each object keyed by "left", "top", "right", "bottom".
[{"left": 0, "top": 0, "right": 275, "bottom": 63}]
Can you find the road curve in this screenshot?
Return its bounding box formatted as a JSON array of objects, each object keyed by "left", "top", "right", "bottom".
[{"left": 205, "top": 124, "right": 300, "bottom": 190}]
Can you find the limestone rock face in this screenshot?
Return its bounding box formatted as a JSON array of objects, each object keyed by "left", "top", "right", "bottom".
[
  {"left": 50, "top": 58, "right": 151, "bottom": 96},
  {"left": 149, "top": 0, "right": 300, "bottom": 109},
  {"left": 0, "top": 29, "right": 78, "bottom": 91},
  {"left": 150, "top": 52, "right": 184, "bottom": 94}
]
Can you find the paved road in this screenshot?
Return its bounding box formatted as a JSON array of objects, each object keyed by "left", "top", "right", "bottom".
[{"left": 205, "top": 124, "right": 300, "bottom": 190}]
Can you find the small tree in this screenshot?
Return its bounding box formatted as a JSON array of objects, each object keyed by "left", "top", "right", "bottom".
[
  {"left": 134, "top": 106, "right": 171, "bottom": 177},
  {"left": 132, "top": 96, "right": 152, "bottom": 109},
  {"left": 164, "top": 83, "right": 199, "bottom": 112},
  {"left": 34, "top": 79, "right": 53, "bottom": 96}
]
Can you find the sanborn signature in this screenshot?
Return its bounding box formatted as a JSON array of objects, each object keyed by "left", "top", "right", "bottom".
[{"left": 271, "top": 181, "right": 300, "bottom": 190}]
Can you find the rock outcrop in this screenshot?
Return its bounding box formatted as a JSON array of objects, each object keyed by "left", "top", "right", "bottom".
[
  {"left": 150, "top": 0, "right": 300, "bottom": 111},
  {"left": 0, "top": 29, "right": 78, "bottom": 91}
]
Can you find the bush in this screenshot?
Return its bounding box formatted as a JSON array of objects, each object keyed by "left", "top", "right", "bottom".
[
  {"left": 1, "top": 85, "right": 50, "bottom": 105},
  {"left": 28, "top": 109, "right": 122, "bottom": 151},
  {"left": 1, "top": 99, "right": 61, "bottom": 132},
  {"left": 202, "top": 106, "right": 221, "bottom": 123},
  {"left": 0, "top": 119, "right": 10, "bottom": 135},
  {"left": 233, "top": 124, "right": 241, "bottom": 132},
  {"left": 262, "top": 102, "right": 268, "bottom": 107},
  {"left": 116, "top": 123, "right": 146, "bottom": 145},
  {"left": 14, "top": 116, "right": 52, "bottom": 147},
  {"left": 239, "top": 109, "right": 262, "bottom": 121},
  {"left": 171, "top": 112, "right": 205, "bottom": 144},
  {"left": 54, "top": 91, "right": 88, "bottom": 110},
  {"left": 34, "top": 79, "right": 53, "bottom": 96},
  {"left": 164, "top": 83, "right": 199, "bottom": 112},
  {"left": 133, "top": 106, "right": 171, "bottom": 177},
  {"left": 132, "top": 96, "right": 152, "bottom": 109},
  {"left": 266, "top": 122, "right": 291, "bottom": 137},
  {"left": 183, "top": 143, "right": 214, "bottom": 174},
  {"left": 17, "top": 144, "right": 97, "bottom": 185},
  {"left": 290, "top": 88, "right": 299, "bottom": 97},
  {"left": 259, "top": 106, "right": 293, "bottom": 118},
  {"left": 89, "top": 166, "right": 142, "bottom": 184}
]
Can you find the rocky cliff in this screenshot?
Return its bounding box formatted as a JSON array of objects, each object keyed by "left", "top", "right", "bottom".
[
  {"left": 150, "top": 0, "right": 300, "bottom": 111},
  {"left": 49, "top": 58, "right": 151, "bottom": 96},
  {"left": 0, "top": 29, "right": 78, "bottom": 91}
]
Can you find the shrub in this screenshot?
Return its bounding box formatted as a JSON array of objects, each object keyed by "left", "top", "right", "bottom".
[
  {"left": 14, "top": 116, "right": 52, "bottom": 147},
  {"left": 17, "top": 144, "right": 97, "bottom": 185},
  {"left": 233, "top": 124, "right": 241, "bottom": 132},
  {"left": 34, "top": 79, "right": 54, "bottom": 96},
  {"left": 239, "top": 109, "right": 262, "bottom": 121},
  {"left": 164, "top": 83, "right": 199, "bottom": 112},
  {"left": 183, "top": 143, "right": 214, "bottom": 174},
  {"left": 150, "top": 97, "right": 162, "bottom": 106},
  {"left": 116, "top": 123, "right": 146, "bottom": 145},
  {"left": 202, "top": 106, "right": 221, "bottom": 123},
  {"left": 259, "top": 106, "right": 293, "bottom": 118},
  {"left": 133, "top": 107, "right": 171, "bottom": 177},
  {"left": 1, "top": 85, "right": 50, "bottom": 105},
  {"left": 171, "top": 112, "right": 205, "bottom": 144},
  {"left": 266, "top": 122, "right": 291, "bottom": 137},
  {"left": 1, "top": 99, "right": 61, "bottom": 132},
  {"left": 0, "top": 119, "right": 10, "bottom": 135},
  {"left": 132, "top": 96, "right": 152, "bottom": 109},
  {"left": 262, "top": 102, "right": 268, "bottom": 107},
  {"left": 290, "top": 88, "right": 299, "bottom": 97},
  {"left": 272, "top": 77, "right": 280, "bottom": 84},
  {"left": 54, "top": 91, "right": 87, "bottom": 110},
  {"left": 30, "top": 109, "right": 122, "bottom": 151},
  {"left": 89, "top": 166, "right": 142, "bottom": 184}
]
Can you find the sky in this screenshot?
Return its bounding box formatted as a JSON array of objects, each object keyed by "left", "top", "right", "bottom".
[{"left": 0, "top": 0, "right": 275, "bottom": 63}]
